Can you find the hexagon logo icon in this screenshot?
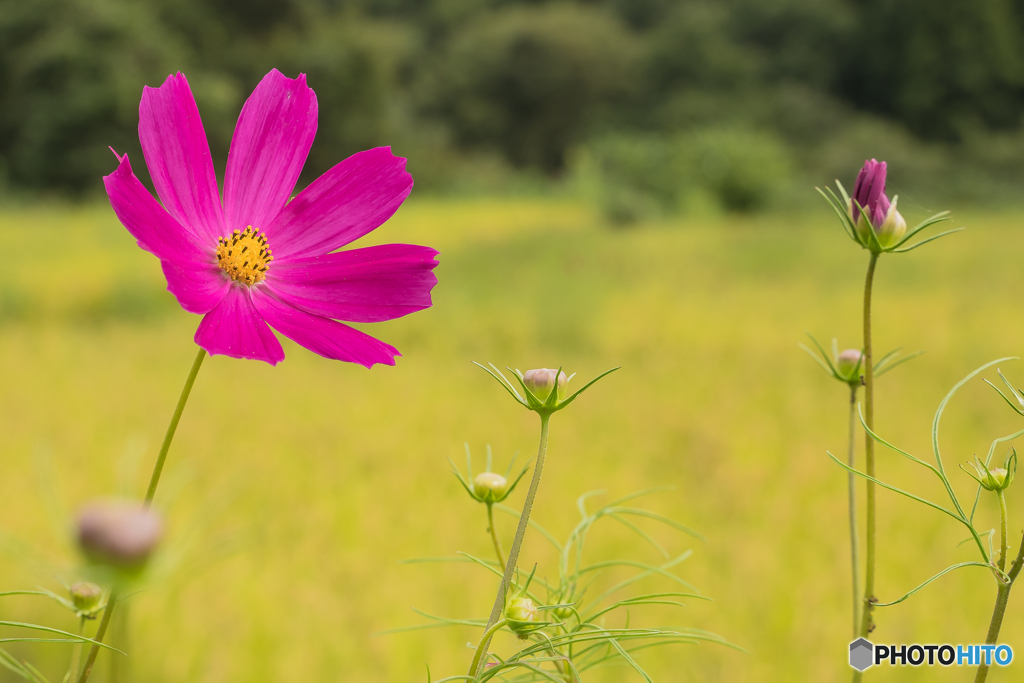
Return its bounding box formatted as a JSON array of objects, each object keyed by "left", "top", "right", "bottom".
[{"left": 850, "top": 638, "right": 874, "bottom": 671}]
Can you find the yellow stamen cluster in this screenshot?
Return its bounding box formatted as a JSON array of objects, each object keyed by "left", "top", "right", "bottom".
[{"left": 216, "top": 227, "right": 273, "bottom": 285}]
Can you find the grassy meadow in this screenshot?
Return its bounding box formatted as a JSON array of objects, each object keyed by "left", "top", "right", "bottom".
[{"left": 2, "top": 196, "right": 1024, "bottom": 681}]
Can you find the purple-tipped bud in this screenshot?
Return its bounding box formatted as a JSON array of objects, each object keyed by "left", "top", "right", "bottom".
[
  {"left": 523, "top": 368, "right": 568, "bottom": 402},
  {"left": 836, "top": 349, "right": 864, "bottom": 380},
  {"left": 77, "top": 500, "right": 163, "bottom": 569},
  {"left": 851, "top": 159, "right": 889, "bottom": 226},
  {"left": 69, "top": 581, "right": 103, "bottom": 613},
  {"left": 849, "top": 159, "right": 905, "bottom": 249},
  {"left": 473, "top": 472, "right": 508, "bottom": 503}
]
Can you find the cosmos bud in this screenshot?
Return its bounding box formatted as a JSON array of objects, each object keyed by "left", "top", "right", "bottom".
[
  {"left": 875, "top": 198, "right": 908, "bottom": 249},
  {"left": 962, "top": 451, "right": 1017, "bottom": 492},
  {"left": 505, "top": 597, "right": 539, "bottom": 637},
  {"left": 522, "top": 369, "right": 568, "bottom": 402},
  {"left": 69, "top": 581, "right": 103, "bottom": 614},
  {"left": 984, "top": 468, "right": 1011, "bottom": 490},
  {"left": 836, "top": 349, "right": 864, "bottom": 382},
  {"left": 473, "top": 472, "right": 509, "bottom": 503},
  {"left": 77, "top": 500, "right": 163, "bottom": 569}
]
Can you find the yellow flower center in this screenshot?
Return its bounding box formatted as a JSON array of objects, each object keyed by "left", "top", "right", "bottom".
[{"left": 216, "top": 227, "right": 273, "bottom": 285}]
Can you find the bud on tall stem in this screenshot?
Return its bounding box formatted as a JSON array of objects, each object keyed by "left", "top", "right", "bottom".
[{"left": 468, "top": 362, "right": 616, "bottom": 677}]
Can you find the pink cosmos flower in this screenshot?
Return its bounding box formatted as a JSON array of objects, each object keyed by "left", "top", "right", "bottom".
[{"left": 104, "top": 69, "right": 438, "bottom": 366}]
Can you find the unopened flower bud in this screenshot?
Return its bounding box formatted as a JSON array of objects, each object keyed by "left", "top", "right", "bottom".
[
  {"left": 553, "top": 603, "right": 574, "bottom": 620},
  {"left": 523, "top": 368, "right": 568, "bottom": 402},
  {"left": 836, "top": 349, "right": 864, "bottom": 380},
  {"left": 69, "top": 581, "right": 103, "bottom": 613},
  {"left": 875, "top": 198, "right": 907, "bottom": 249},
  {"left": 473, "top": 472, "right": 508, "bottom": 503},
  {"left": 963, "top": 452, "right": 1016, "bottom": 492},
  {"left": 982, "top": 468, "right": 1010, "bottom": 491},
  {"left": 506, "top": 596, "right": 539, "bottom": 637},
  {"left": 77, "top": 500, "right": 163, "bottom": 569}
]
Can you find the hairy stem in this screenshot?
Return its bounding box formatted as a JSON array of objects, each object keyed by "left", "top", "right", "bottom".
[
  {"left": 487, "top": 503, "right": 505, "bottom": 569},
  {"left": 470, "top": 413, "right": 551, "bottom": 678},
  {"left": 975, "top": 532, "right": 1024, "bottom": 683},
  {"left": 860, "top": 251, "right": 879, "bottom": 638},
  {"left": 847, "top": 384, "right": 861, "bottom": 638},
  {"left": 78, "top": 348, "right": 207, "bottom": 683},
  {"left": 76, "top": 592, "right": 116, "bottom": 683},
  {"left": 998, "top": 491, "right": 1008, "bottom": 573}
]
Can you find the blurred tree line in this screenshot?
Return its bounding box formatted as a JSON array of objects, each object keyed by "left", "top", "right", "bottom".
[{"left": 3, "top": 0, "right": 1024, "bottom": 215}]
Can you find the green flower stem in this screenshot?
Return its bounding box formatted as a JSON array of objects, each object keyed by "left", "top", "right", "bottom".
[
  {"left": 468, "top": 619, "right": 507, "bottom": 677},
  {"left": 76, "top": 591, "right": 116, "bottom": 683},
  {"left": 847, "top": 384, "right": 861, "bottom": 638},
  {"left": 78, "top": 347, "right": 207, "bottom": 683},
  {"left": 470, "top": 413, "right": 551, "bottom": 678},
  {"left": 998, "top": 491, "right": 1008, "bottom": 573},
  {"left": 975, "top": 532, "right": 1024, "bottom": 683},
  {"left": 67, "top": 616, "right": 85, "bottom": 681},
  {"left": 145, "top": 348, "right": 207, "bottom": 505},
  {"left": 860, "top": 251, "right": 880, "bottom": 639},
  {"left": 111, "top": 601, "right": 128, "bottom": 683},
  {"left": 487, "top": 503, "right": 505, "bottom": 569}
]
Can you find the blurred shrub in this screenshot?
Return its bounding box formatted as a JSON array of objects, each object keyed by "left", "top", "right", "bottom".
[
  {"left": 422, "top": 3, "right": 639, "bottom": 173},
  {"left": 684, "top": 127, "right": 794, "bottom": 212},
  {"left": 0, "top": 0, "right": 412, "bottom": 193},
  {"left": 841, "top": 0, "right": 1024, "bottom": 141},
  {"left": 4, "top": 0, "right": 1024, "bottom": 201},
  {"left": 270, "top": 16, "right": 415, "bottom": 184},
  {"left": 574, "top": 127, "right": 794, "bottom": 224},
  {"left": 0, "top": 0, "right": 186, "bottom": 192}
]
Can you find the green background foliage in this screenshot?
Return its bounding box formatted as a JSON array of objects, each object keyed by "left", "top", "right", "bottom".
[{"left": 6, "top": 0, "right": 1024, "bottom": 210}]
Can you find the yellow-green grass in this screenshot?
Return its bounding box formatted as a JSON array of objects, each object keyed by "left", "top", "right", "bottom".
[{"left": 0, "top": 197, "right": 1022, "bottom": 682}]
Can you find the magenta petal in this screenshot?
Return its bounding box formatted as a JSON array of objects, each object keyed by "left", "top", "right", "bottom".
[
  {"left": 104, "top": 154, "right": 209, "bottom": 263},
  {"left": 264, "top": 147, "right": 413, "bottom": 260},
  {"left": 871, "top": 193, "right": 891, "bottom": 227},
  {"left": 194, "top": 286, "right": 285, "bottom": 365},
  {"left": 139, "top": 73, "right": 224, "bottom": 244},
  {"left": 223, "top": 69, "right": 317, "bottom": 233},
  {"left": 866, "top": 161, "right": 886, "bottom": 198},
  {"left": 161, "top": 260, "right": 231, "bottom": 315},
  {"left": 251, "top": 288, "right": 400, "bottom": 367},
  {"left": 265, "top": 244, "right": 439, "bottom": 322}
]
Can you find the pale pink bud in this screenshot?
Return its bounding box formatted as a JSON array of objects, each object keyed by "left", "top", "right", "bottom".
[
  {"left": 523, "top": 368, "right": 568, "bottom": 402},
  {"left": 77, "top": 500, "right": 163, "bottom": 568}
]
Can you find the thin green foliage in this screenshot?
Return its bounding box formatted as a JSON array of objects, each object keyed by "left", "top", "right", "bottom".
[
  {"left": 393, "top": 488, "right": 731, "bottom": 680},
  {"left": 830, "top": 360, "right": 1024, "bottom": 605},
  {"left": 0, "top": 647, "right": 49, "bottom": 683}
]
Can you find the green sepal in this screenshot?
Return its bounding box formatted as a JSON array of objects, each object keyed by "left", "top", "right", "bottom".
[
  {"left": 817, "top": 179, "right": 961, "bottom": 254},
  {"left": 475, "top": 363, "right": 619, "bottom": 416},
  {"left": 984, "top": 368, "right": 1024, "bottom": 417},
  {"left": 451, "top": 445, "right": 533, "bottom": 504}
]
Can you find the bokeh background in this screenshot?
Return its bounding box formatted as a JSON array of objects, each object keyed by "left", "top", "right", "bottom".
[{"left": 3, "top": 0, "right": 1024, "bottom": 681}]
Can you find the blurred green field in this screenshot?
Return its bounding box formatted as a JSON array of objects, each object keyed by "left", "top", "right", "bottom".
[{"left": 1, "top": 197, "right": 1024, "bottom": 682}]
